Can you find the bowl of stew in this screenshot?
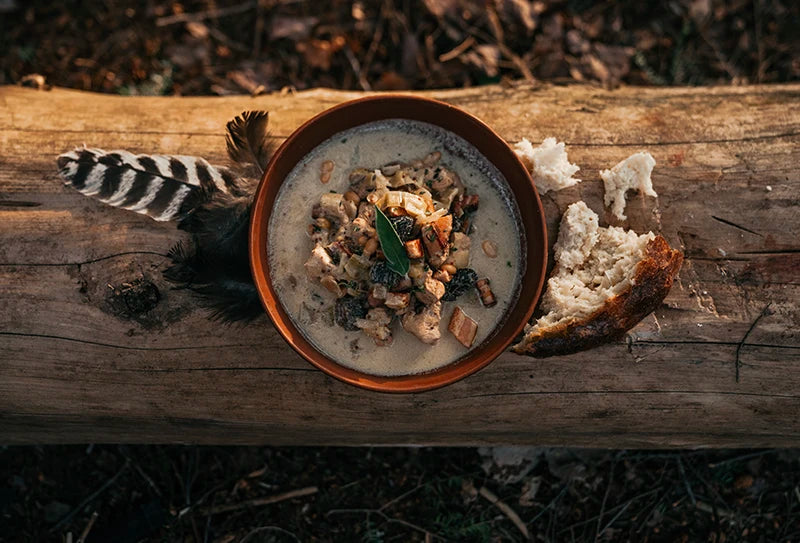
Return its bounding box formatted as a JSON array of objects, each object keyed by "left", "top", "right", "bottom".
[{"left": 249, "top": 95, "right": 547, "bottom": 392}]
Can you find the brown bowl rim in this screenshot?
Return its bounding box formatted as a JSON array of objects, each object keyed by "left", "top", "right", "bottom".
[{"left": 249, "top": 94, "right": 547, "bottom": 393}]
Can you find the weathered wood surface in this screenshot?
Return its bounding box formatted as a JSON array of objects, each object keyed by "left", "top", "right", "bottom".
[{"left": 1, "top": 84, "right": 799, "bottom": 447}]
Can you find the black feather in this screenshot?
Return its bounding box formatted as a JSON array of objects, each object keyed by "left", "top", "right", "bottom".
[
  {"left": 225, "top": 110, "right": 274, "bottom": 176},
  {"left": 164, "top": 179, "right": 263, "bottom": 323}
]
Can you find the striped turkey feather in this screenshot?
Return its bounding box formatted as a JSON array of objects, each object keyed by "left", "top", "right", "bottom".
[{"left": 57, "top": 147, "right": 238, "bottom": 222}]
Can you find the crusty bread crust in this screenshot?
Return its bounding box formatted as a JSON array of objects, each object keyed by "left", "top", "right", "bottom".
[{"left": 512, "top": 235, "right": 683, "bottom": 357}]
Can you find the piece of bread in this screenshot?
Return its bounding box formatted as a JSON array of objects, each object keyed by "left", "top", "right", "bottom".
[
  {"left": 513, "top": 137, "right": 581, "bottom": 194},
  {"left": 512, "top": 201, "right": 683, "bottom": 357},
  {"left": 601, "top": 151, "right": 657, "bottom": 220}
]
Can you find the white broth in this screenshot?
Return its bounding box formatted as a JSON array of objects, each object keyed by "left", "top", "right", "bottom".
[{"left": 269, "top": 119, "right": 524, "bottom": 376}]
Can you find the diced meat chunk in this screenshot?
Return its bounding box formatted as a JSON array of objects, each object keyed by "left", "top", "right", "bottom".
[
  {"left": 385, "top": 291, "right": 411, "bottom": 310},
  {"left": 404, "top": 238, "right": 424, "bottom": 259},
  {"left": 304, "top": 244, "right": 334, "bottom": 280},
  {"left": 421, "top": 214, "right": 452, "bottom": 267},
  {"left": 401, "top": 302, "right": 442, "bottom": 344},
  {"left": 356, "top": 308, "right": 393, "bottom": 345},
  {"left": 448, "top": 306, "right": 478, "bottom": 348},
  {"left": 415, "top": 271, "right": 445, "bottom": 305}
]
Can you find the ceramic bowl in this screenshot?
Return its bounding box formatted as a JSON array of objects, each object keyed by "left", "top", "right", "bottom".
[{"left": 249, "top": 95, "right": 547, "bottom": 392}]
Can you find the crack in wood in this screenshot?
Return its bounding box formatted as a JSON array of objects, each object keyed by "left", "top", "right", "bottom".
[
  {"left": 711, "top": 215, "right": 762, "bottom": 237},
  {"left": 459, "top": 389, "right": 800, "bottom": 400},
  {"left": 634, "top": 339, "right": 798, "bottom": 350},
  {"left": 0, "top": 200, "right": 41, "bottom": 207},
  {"left": 0, "top": 250, "right": 169, "bottom": 267},
  {"left": 116, "top": 366, "right": 316, "bottom": 373},
  {"left": 0, "top": 331, "right": 254, "bottom": 352},
  {"left": 736, "top": 249, "right": 800, "bottom": 255},
  {"left": 736, "top": 303, "right": 772, "bottom": 383}
]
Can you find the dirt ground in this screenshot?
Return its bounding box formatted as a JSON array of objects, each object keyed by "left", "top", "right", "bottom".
[
  {"left": 2, "top": 1, "right": 800, "bottom": 541},
  {"left": 2, "top": 445, "right": 800, "bottom": 542},
  {"left": 2, "top": 0, "right": 798, "bottom": 94}
]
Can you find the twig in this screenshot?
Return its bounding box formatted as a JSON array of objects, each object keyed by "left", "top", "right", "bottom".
[
  {"left": 478, "top": 486, "right": 530, "bottom": 540},
  {"left": 696, "top": 500, "right": 734, "bottom": 519},
  {"left": 51, "top": 460, "right": 130, "bottom": 533},
  {"left": 344, "top": 47, "right": 371, "bottom": 91},
  {"left": 197, "top": 486, "right": 318, "bottom": 516},
  {"left": 530, "top": 484, "right": 569, "bottom": 525},
  {"left": 597, "top": 500, "right": 631, "bottom": 539},
  {"left": 359, "top": 0, "right": 390, "bottom": 85},
  {"left": 241, "top": 526, "right": 300, "bottom": 543},
  {"left": 252, "top": 0, "right": 264, "bottom": 58},
  {"left": 326, "top": 508, "right": 444, "bottom": 540},
  {"left": 559, "top": 488, "right": 661, "bottom": 535},
  {"left": 753, "top": 0, "right": 765, "bottom": 83},
  {"left": 156, "top": 2, "right": 256, "bottom": 27},
  {"left": 676, "top": 456, "right": 697, "bottom": 505},
  {"left": 379, "top": 481, "right": 427, "bottom": 512},
  {"left": 708, "top": 449, "right": 775, "bottom": 468},
  {"left": 76, "top": 511, "right": 98, "bottom": 543},
  {"left": 736, "top": 303, "right": 771, "bottom": 382},
  {"left": 594, "top": 460, "right": 616, "bottom": 541},
  {"left": 438, "top": 36, "right": 476, "bottom": 62},
  {"left": 117, "top": 446, "right": 162, "bottom": 498}
]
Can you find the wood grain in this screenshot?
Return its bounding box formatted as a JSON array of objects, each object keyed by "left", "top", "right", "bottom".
[{"left": 1, "top": 84, "right": 798, "bottom": 446}]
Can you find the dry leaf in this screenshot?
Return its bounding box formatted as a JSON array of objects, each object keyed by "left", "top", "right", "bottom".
[
  {"left": 269, "top": 16, "right": 319, "bottom": 41},
  {"left": 496, "top": 0, "right": 537, "bottom": 34},
  {"left": 296, "top": 36, "right": 345, "bottom": 70},
  {"left": 423, "top": 0, "right": 460, "bottom": 18},
  {"left": 462, "top": 44, "right": 500, "bottom": 77}
]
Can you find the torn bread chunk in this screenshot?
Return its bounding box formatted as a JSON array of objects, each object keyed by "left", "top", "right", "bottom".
[
  {"left": 512, "top": 201, "right": 683, "bottom": 358},
  {"left": 601, "top": 151, "right": 657, "bottom": 220},
  {"left": 513, "top": 137, "right": 581, "bottom": 194}
]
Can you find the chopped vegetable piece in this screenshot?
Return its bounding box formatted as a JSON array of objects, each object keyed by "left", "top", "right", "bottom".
[{"left": 448, "top": 306, "right": 478, "bottom": 348}]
